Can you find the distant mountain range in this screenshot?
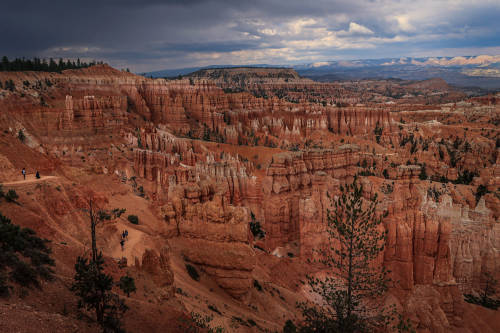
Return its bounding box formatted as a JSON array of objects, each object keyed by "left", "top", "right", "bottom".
[{"left": 143, "top": 55, "right": 500, "bottom": 90}]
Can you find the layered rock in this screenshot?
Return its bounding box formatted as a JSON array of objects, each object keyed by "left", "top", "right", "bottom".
[
  {"left": 167, "top": 185, "right": 256, "bottom": 299},
  {"left": 327, "top": 106, "right": 393, "bottom": 135},
  {"left": 59, "top": 95, "right": 128, "bottom": 134},
  {"left": 261, "top": 147, "right": 359, "bottom": 254},
  {"left": 138, "top": 247, "right": 175, "bottom": 300}
]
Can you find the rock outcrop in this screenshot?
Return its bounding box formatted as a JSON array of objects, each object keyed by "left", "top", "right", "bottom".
[
  {"left": 168, "top": 185, "right": 256, "bottom": 299},
  {"left": 138, "top": 247, "right": 175, "bottom": 299}
]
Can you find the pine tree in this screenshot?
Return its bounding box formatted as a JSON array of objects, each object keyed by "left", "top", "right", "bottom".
[
  {"left": 71, "top": 198, "right": 128, "bottom": 332},
  {"left": 1, "top": 56, "right": 9, "bottom": 71},
  {"left": 58, "top": 58, "right": 64, "bottom": 72},
  {"left": 72, "top": 253, "right": 127, "bottom": 332},
  {"left": 419, "top": 164, "right": 428, "bottom": 180},
  {"left": 118, "top": 274, "right": 136, "bottom": 297},
  {"left": 465, "top": 271, "right": 500, "bottom": 310},
  {"left": 4, "top": 79, "right": 15, "bottom": 92},
  {"left": 18, "top": 129, "right": 26, "bottom": 142},
  {"left": 48, "top": 58, "right": 57, "bottom": 72},
  {"left": 298, "top": 177, "right": 391, "bottom": 332}
]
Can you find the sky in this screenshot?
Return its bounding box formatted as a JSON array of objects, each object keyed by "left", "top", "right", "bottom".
[{"left": 1, "top": 0, "right": 500, "bottom": 72}]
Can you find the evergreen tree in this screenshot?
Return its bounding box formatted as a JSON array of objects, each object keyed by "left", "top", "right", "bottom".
[
  {"left": 374, "top": 121, "right": 383, "bottom": 144},
  {"left": 418, "top": 164, "right": 427, "bottom": 180},
  {"left": 118, "top": 274, "right": 136, "bottom": 297},
  {"left": 298, "top": 178, "right": 391, "bottom": 333},
  {"left": 58, "top": 58, "right": 64, "bottom": 71},
  {"left": 0, "top": 56, "right": 98, "bottom": 72},
  {"left": 18, "top": 129, "right": 26, "bottom": 142},
  {"left": 283, "top": 319, "right": 297, "bottom": 333},
  {"left": 71, "top": 199, "right": 128, "bottom": 332},
  {"left": 464, "top": 271, "right": 500, "bottom": 310},
  {"left": 72, "top": 253, "right": 127, "bottom": 332},
  {"left": 4, "top": 79, "right": 15, "bottom": 92},
  {"left": 1, "top": 56, "right": 9, "bottom": 71}
]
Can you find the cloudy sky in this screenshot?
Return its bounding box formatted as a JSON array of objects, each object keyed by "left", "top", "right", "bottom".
[{"left": 2, "top": 0, "right": 500, "bottom": 72}]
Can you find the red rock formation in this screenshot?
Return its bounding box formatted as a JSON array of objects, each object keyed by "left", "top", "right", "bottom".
[
  {"left": 327, "top": 106, "right": 393, "bottom": 135},
  {"left": 139, "top": 247, "right": 175, "bottom": 299},
  {"left": 169, "top": 187, "right": 256, "bottom": 299},
  {"left": 60, "top": 95, "right": 128, "bottom": 133},
  {"left": 1, "top": 65, "right": 498, "bottom": 332},
  {"left": 261, "top": 148, "right": 359, "bottom": 254}
]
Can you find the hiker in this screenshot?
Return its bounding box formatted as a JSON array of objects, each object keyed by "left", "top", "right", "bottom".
[
  {"left": 120, "top": 238, "right": 125, "bottom": 251},
  {"left": 124, "top": 230, "right": 129, "bottom": 240},
  {"left": 122, "top": 230, "right": 126, "bottom": 240},
  {"left": 22, "top": 168, "right": 26, "bottom": 180},
  {"left": 35, "top": 170, "right": 40, "bottom": 179}
]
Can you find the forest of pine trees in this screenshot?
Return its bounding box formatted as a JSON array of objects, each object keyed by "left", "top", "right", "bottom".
[{"left": 0, "top": 56, "right": 104, "bottom": 72}]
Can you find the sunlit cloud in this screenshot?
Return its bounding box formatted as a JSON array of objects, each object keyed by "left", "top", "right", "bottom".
[{"left": 1, "top": 0, "right": 499, "bottom": 71}]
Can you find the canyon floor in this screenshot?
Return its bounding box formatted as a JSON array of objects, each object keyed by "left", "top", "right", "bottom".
[{"left": 0, "top": 65, "right": 499, "bottom": 332}]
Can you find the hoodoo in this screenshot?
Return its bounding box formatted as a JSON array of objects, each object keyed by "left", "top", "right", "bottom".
[{"left": 0, "top": 64, "right": 498, "bottom": 332}]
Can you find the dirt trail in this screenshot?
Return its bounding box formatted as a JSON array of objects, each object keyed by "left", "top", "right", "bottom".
[
  {"left": 1, "top": 175, "right": 57, "bottom": 186},
  {"left": 111, "top": 226, "right": 143, "bottom": 261}
]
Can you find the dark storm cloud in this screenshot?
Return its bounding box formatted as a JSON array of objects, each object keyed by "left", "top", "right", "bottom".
[{"left": 1, "top": 0, "right": 499, "bottom": 71}]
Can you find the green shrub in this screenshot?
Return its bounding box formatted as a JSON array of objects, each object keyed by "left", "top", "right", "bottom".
[
  {"left": 137, "top": 186, "right": 145, "bottom": 197},
  {"left": 18, "top": 130, "right": 25, "bottom": 142},
  {"left": 185, "top": 264, "right": 200, "bottom": 281},
  {"left": 464, "top": 294, "right": 500, "bottom": 310},
  {"left": 283, "top": 319, "right": 297, "bottom": 333},
  {"left": 419, "top": 164, "right": 428, "bottom": 180},
  {"left": 207, "top": 304, "right": 221, "bottom": 314},
  {"left": 119, "top": 274, "right": 136, "bottom": 297},
  {"left": 4, "top": 189, "right": 18, "bottom": 202},
  {"left": 0, "top": 212, "right": 54, "bottom": 296},
  {"left": 249, "top": 212, "right": 265, "bottom": 239},
  {"left": 464, "top": 272, "right": 500, "bottom": 310},
  {"left": 475, "top": 185, "right": 489, "bottom": 203},
  {"left": 253, "top": 279, "right": 263, "bottom": 292},
  {"left": 127, "top": 215, "right": 139, "bottom": 225},
  {"left": 438, "top": 148, "right": 444, "bottom": 160},
  {"left": 250, "top": 220, "right": 265, "bottom": 239},
  {"left": 453, "top": 170, "right": 477, "bottom": 185},
  {"left": 112, "top": 208, "right": 126, "bottom": 218}
]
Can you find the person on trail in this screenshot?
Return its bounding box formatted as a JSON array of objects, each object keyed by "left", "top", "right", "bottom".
[
  {"left": 120, "top": 238, "right": 125, "bottom": 251},
  {"left": 35, "top": 170, "right": 40, "bottom": 179},
  {"left": 124, "top": 230, "right": 128, "bottom": 240},
  {"left": 22, "top": 168, "right": 26, "bottom": 180},
  {"left": 122, "top": 230, "right": 126, "bottom": 240}
]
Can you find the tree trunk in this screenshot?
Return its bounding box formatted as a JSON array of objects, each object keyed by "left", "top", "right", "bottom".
[{"left": 89, "top": 200, "right": 98, "bottom": 263}]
